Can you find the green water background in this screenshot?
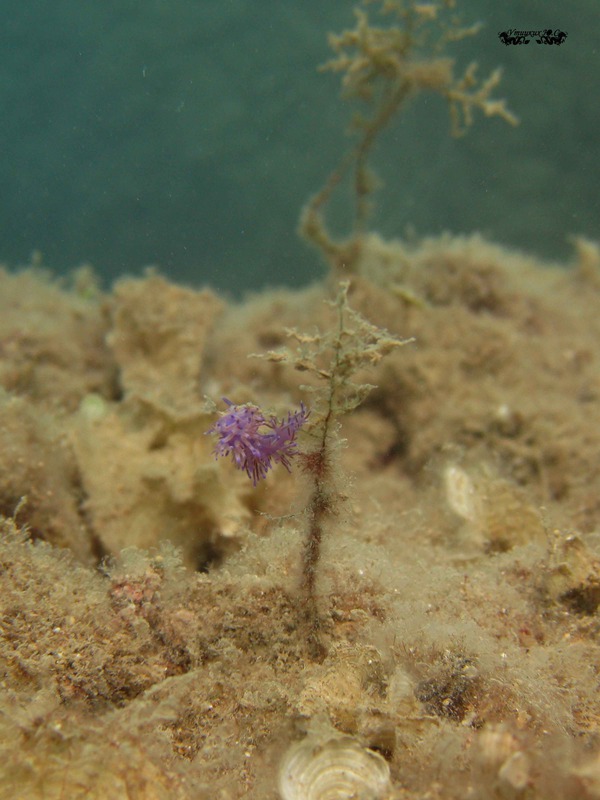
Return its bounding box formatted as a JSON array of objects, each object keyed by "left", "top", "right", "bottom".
[{"left": 1, "top": 0, "right": 596, "bottom": 295}]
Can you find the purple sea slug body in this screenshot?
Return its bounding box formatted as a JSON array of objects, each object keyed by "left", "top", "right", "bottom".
[{"left": 206, "top": 397, "right": 309, "bottom": 485}]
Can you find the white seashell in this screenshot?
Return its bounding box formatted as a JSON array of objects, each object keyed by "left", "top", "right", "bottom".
[
  {"left": 278, "top": 735, "right": 391, "bottom": 800},
  {"left": 444, "top": 464, "right": 478, "bottom": 524},
  {"left": 498, "top": 751, "right": 530, "bottom": 791},
  {"left": 476, "top": 726, "right": 520, "bottom": 768}
]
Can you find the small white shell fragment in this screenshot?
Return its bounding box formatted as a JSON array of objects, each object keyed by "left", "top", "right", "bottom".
[
  {"left": 498, "top": 751, "right": 530, "bottom": 790},
  {"left": 476, "top": 725, "right": 520, "bottom": 768},
  {"left": 278, "top": 735, "right": 391, "bottom": 800},
  {"left": 444, "top": 464, "right": 478, "bottom": 523}
]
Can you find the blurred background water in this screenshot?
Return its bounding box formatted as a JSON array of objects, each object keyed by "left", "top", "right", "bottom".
[{"left": 1, "top": 0, "right": 597, "bottom": 295}]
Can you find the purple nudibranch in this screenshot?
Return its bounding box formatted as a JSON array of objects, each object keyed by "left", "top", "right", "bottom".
[{"left": 206, "top": 397, "right": 309, "bottom": 485}]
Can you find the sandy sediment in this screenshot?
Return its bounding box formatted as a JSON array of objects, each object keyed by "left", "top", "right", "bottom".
[{"left": 0, "top": 235, "right": 599, "bottom": 798}]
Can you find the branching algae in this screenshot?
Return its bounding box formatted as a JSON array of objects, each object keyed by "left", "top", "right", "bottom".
[
  {"left": 208, "top": 283, "right": 411, "bottom": 658},
  {"left": 300, "top": 0, "right": 518, "bottom": 274}
]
